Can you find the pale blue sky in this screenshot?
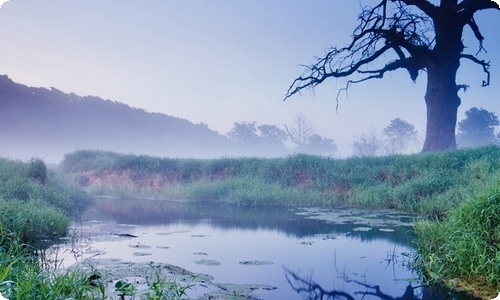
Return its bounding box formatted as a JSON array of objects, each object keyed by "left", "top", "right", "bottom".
[{"left": 0, "top": 0, "right": 499, "bottom": 156}]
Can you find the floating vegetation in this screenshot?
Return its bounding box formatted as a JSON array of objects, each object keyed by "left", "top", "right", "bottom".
[
  {"left": 128, "top": 244, "right": 151, "bottom": 249},
  {"left": 155, "top": 232, "right": 173, "bottom": 236},
  {"left": 132, "top": 252, "right": 152, "bottom": 256},
  {"left": 156, "top": 246, "right": 170, "bottom": 249},
  {"left": 239, "top": 260, "right": 273, "bottom": 266},
  {"left": 191, "top": 234, "right": 210, "bottom": 238},
  {"left": 353, "top": 227, "right": 372, "bottom": 232},
  {"left": 194, "top": 259, "right": 221, "bottom": 266},
  {"left": 298, "top": 207, "right": 416, "bottom": 228}
]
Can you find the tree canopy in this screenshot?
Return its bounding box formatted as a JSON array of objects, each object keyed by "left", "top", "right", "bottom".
[
  {"left": 457, "top": 107, "right": 499, "bottom": 148},
  {"left": 383, "top": 118, "right": 419, "bottom": 154},
  {"left": 285, "top": 0, "right": 499, "bottom": 152}
]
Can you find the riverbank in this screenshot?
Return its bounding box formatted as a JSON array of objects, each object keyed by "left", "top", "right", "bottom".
[
  {"left": 59, "top": 146, "right": 500, "bottom": 298},
  {"left": 1, "top": 147, "right": 499, "bottom": 299},
  {"left": 62, "top": 146, "right": 500, "bottom": 217}
]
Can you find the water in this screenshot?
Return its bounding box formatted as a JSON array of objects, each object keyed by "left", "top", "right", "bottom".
[{"left": 61, "top": 198, "right": 461, "bottom": 299}]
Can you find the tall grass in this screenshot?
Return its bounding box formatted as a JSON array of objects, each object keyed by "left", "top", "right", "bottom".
[
  {"left": 0, "top": 157, "right": 90, "bottom": 250},
  {"left": 0, "top": 229, "right": 194, "bottom": 300},
  {"left": 0, "top": 156, "right": 196, "bottom": 299},
  {"left": 414, "top": 181, "right": 500, "bottom": 299},
  {"left": 62, "top": 146, "right": 500, "bottom": 216}
]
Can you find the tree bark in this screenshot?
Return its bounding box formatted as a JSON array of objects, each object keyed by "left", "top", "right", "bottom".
[
  {"left": 422, "top": 63, "right": 461, "bottom": 152},
  {"left": 421, "top": 12, "right": 463, "bottom": 152}
]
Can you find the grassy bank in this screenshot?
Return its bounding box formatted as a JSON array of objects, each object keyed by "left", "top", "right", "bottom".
[
  {"left": 62, "top": 146, "right": 500, "bottom": 216},
  {"left": 0, "top": 157, "right": 90, "bottom": 299},
  {"left": 0, "top": 157, "right": 195, "bottom": 299},
  {"left": 414, "top": 182, "right": 500, "bottom": 299},
  {"left": 61, "top": 147, "right": 500, "bottom": 298},
  {"left": 0, "top": 157, "right": 89, "bottom": 249}
]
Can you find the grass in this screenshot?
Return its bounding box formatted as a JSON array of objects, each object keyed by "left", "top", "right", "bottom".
[
  {"left": 414, "top": 182, "right": 500, "bottom": 299},
  {"left": 0, "top": 156, "right": 198, "bottom": 299},
  {"left": 61, "top": 147, "right": 500, "bottom": 297},
  {"left": 0, "top": 233, "right": 194, "bottom": 299},
  {"left": 62, "top": 146, "right": 500, "bottom": 216},
  {"left": 4, "top": 147, "right": 500, "bottom": 298}
]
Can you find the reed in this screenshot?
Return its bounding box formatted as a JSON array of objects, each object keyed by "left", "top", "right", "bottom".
[
  {"left": 414, "top": 182, "right": 500, "bottom": 298},
  {"left": 62, "top": 146, "right": 500, "bottom": 216}
]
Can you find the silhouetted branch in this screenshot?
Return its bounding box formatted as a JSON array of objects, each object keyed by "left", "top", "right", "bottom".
[{"left": 460, "top": 54, "right": 491, "bottom": 87}]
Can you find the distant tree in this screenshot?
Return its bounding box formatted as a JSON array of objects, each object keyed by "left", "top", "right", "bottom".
[
  {"left": 284, "top": 0, "right": 499, "bottom": 152},
  {"left": 284, "top": 114, "right": 337, "bottom": 156},
  {"left": 227, "top": 122, "right": 261, "bottom": 145},
  {"left": 352, "top": 129, "right": 383, "bottom": 157},
  {"left": 283, "top": 113, "right": 314, "bottom": 149},
  {"left": 257, "top": 124, "right": 288, "bottom": 148},
  {"left": 382, "top": 118, "right": 419, "bottom": 154},
  {"left": 306, "top": 134, "right": 338, "bottom": 156},
  {"left": 227, "top": 122, "right": 288, "bottom": 155},
  {"left": 456, "top": 107, "right": 499, "bottom": 148}
]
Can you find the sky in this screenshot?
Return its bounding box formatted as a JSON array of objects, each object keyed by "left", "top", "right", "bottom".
[{"left": 0, "top": 0, "right": 499, "bottom": 157}]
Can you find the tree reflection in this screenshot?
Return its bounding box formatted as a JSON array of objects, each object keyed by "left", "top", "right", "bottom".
[{"left": 285, "top": 267, "right": 429, "bottom": 300}]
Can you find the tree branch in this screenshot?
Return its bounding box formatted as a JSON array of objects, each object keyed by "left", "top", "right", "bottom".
[
  {"left": 460, "top": 54, "right": 491, "bottom": 87},
  {"left": 395, "top": 0, "right": 438, "bottom": 17},
  {"left": 456, "top": 0, "right": 499, "bottom": 14}
]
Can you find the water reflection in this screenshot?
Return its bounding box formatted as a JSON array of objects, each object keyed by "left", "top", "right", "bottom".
[
  {"left": 86, "top": 198, "right": 415, "bottom": 245},
  {"left": 284, "top": 259, "right": 477, "bottom": 300},
  {"left": 285, "top": 267, "right": 418, "bottom": 300},
  {"left": 69, "top": 198, "right": 474, "bottom": 300}
]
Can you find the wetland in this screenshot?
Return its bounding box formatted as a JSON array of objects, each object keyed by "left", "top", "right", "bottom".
[{"left": 57, "top": 198, "right": 468, "bottom": 299}]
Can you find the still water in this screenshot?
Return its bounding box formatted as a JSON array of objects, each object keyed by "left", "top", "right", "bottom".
[{"left": 63, "top": 198, "right": 460, "bottom": 299}]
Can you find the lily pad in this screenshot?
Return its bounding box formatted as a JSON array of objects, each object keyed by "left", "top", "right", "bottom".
[
  {"left": 191, "top": 234, "right": 210, "bottom": 238},
  {"left": 194, "top": 252, "right": 208, "bottom": 255},
  {"left": 132, "top": 252, "right": 152, "bottom": 256},
  {"left": 299, "top": 241, "right": 314, "bottom": 245},
  {"left": 156, "top": 246, "right": 170, "bottom": 249},
  {"left": 239, "top": 260, "right": 273, "bottom": 266},
  {"left": 194, "top": 259, "right": 221, "bottom": 266},
  {"left": 353, "top": 227, "right": 372, "bottom": 232},
  {"left": 128, "top": 244, "right": 151, "bottom": 249},
  {"left": 379, "top": 228, "right": 395, "bottom": 232},
  {"left": 155, "top": 232, "right": 173, "bottom": 236}
]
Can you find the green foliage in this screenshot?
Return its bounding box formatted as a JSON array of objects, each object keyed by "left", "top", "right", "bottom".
[
  {"left": 414, "top": 182, "right": 500, "bottom": 295},
  {"left": 0, "top": 198, "right": 69, "bottom": 250},
  {"left": 0, "top": 236, "right": 194, "bottom": 299},
  {"left": 0, "top": 157, "right": 90, "bottom": 251},
  {"left": 26, "top": 158, "right": 48, "bottom": 185},
  {"left": 62, "top": 146, "right": 500, "bottom": 216},
  {"left": 457, "top": 107, "right": 499, "bottom": 148}
]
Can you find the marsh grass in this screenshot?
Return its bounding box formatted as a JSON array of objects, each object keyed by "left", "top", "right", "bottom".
[
  {"left": 0, "top": 234, "right": 194, "bottom": 299},
  {"left": 414, "top": 182, "right": 500, "bottom": 298},
  {"left": 63, "top": 146, "right": 500, "bottom": 216}
]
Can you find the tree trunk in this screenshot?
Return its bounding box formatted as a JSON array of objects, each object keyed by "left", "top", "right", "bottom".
[
  {"left": 422, "top": 65, "right": 461, "bottom": 152},
  {"left": 421, "top": 12, "right": 463, "bottom": 152}
]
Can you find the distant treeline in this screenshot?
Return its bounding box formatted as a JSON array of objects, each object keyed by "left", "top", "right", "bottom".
[{"left": 0, "top": 75, "right": 238, "bottom": 162}]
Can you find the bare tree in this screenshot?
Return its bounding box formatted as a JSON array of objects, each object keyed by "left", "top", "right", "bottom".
[
  {"left": 352, "top": 129, "right": 384, "bottom": 157},
  {"left": 283, "top": 113, "right": 314, "bottom": 149},
  {"left": 284, "top": 114, "right": 338, "bottom": 156},
  {"left": 285, "top": 0, "right": 499, "bottom": 152}
]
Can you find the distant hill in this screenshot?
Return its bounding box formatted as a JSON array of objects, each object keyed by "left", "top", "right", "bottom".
[{"left": 0, "top": 75, "right": 237, "bottom": 162}]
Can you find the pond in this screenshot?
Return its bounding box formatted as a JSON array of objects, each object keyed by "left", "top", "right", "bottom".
[{"left": 57, "top": 198, "right": 471, "bottom": 299}]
